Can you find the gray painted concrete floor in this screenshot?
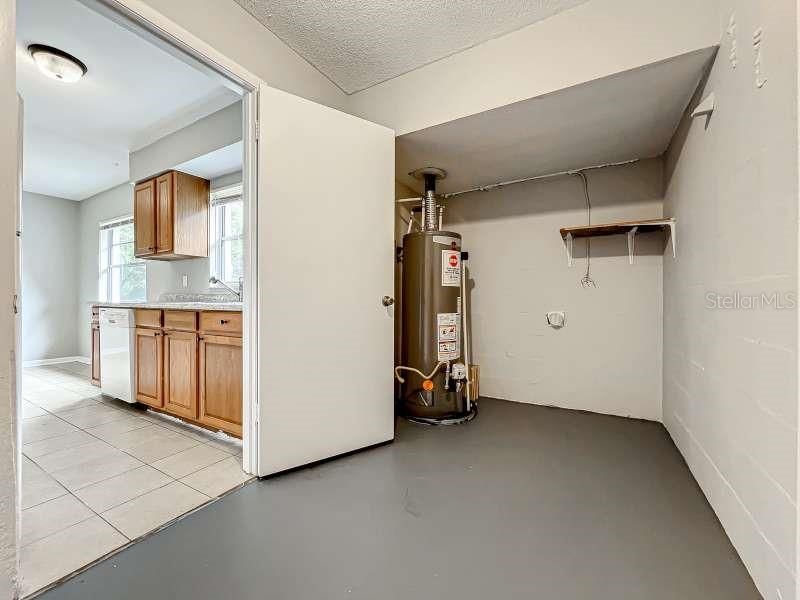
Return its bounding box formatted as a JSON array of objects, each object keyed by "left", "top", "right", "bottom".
[{"left": 39, "top": 399, "right": 759, "bottom": 600}]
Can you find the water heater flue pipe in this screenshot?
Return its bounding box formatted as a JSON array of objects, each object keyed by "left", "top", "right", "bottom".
[
  {"left": 424, "top": 190, "right": 437, "bottom": 231},
  {"left": 423, "top": 172, "right": 436, "bottom": 231},
  {"left": 410, "top": 167, "right": 447, "bottom": 232}
]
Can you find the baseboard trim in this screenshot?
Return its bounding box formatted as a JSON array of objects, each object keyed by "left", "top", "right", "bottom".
[{"left": 23, "top": 356, "right": 90, "bottom": 368}]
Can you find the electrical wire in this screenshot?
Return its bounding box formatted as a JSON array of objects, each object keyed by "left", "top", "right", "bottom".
[
  {"left": 394, "top": 362, "right": 447, "bottom": 384},
  {"left": 575, "top": 171, "right": 597, "bottom": 288}
]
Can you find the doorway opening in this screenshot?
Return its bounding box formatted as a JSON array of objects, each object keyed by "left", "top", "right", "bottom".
[{"left": 15, "top": 0, "right": 259, "bottom": 595}]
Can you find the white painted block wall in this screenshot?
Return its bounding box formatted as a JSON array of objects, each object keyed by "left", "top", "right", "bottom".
[
  {"left": 662, "top": 1, "right": 798, "bottom": 598},
  {"left": 446, "top": 159, "right": 664, "bottom": 420}
]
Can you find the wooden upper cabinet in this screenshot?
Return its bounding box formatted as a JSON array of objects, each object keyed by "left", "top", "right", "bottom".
[
  {"left": 134, "top": 170, "right": 209, "bottom": 260},
  {"left": 134, "top": 179, "right": 156, "bottom": 256},
  {"left": 163, "top": 330, "right": 198, "bottom": 420}
]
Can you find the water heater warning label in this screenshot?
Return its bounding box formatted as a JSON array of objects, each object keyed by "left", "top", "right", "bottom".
[
  {"left": 437, "top": 313, "right": 460, "bottom": 360},
  {"left": 442, "top": 250, "right": 461, "bottom": 287}
]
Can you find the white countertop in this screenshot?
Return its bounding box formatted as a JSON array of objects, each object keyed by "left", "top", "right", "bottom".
[{"left": 93, "top": 302, "right": 242, "bottom": 311}]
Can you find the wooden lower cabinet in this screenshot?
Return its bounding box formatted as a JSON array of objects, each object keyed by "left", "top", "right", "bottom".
[
  {"left": 135, "top": 328, "right": 163, "bottom": 408},
  {"left": 91, "top": 324, "right": 101, "bottom": 386},
  {"left": 199, "top": 335, "right": 243, "bottom": 437},
  {"left": 129, "top": 310, "right": 242, "bottom": 437},
  {"left": 163, "top": 331, "right": 198, "bottom": 419}
]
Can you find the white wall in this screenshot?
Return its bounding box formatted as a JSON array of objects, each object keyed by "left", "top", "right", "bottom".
[
  {"left": 446, "top": 159, "right": 664, "bottom": 420},
  {"left": 137, "top": 0, "right": 348, "bottom": 111},
  {"left": 0, "top": 0, "right": 18, "bottom": 595},
  {"left": 130, "top": 102, "right": 241, "bottom": 182},
  {"left": 76, "top": 183, "right": 130, "bottom": 357},
  {"left": 21, "top": 193, "right": 80, "bottom": 361},
  {"left": 211, "top": 170, "right": 242, "bottom": 191},
  {"left": 348, "top": 0, "right": 720, "bottom": 135},
  {"left": 76, "top": 171, "right": 242, "bottom": 357},
  {"left": 662, "top": 1, "right": 798, "bottom": 598}
]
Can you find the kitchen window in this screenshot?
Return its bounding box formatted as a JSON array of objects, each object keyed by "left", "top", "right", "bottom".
[
  {"left": 209, "top": 184, "right": 244, "bottom": 288},
  {"left": 98, "top": 217, "right": 146, "bottom": 302}
]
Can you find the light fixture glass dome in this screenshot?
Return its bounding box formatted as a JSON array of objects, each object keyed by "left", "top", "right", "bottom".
[{"left": 28, "top": 44, "right": 87, "bottom": 83}]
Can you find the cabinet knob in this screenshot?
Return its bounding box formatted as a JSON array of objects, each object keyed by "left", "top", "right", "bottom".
[
  {"left": 382, "top": 296, "right": 395, "bottom": 307},
  {"left": 220, "top": 319, "right": 229, "bottom": 325}
]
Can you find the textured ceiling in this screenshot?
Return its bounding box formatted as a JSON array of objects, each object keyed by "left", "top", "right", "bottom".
[{"left": 233, "top": 0, "right": 592, "bottom": 93}]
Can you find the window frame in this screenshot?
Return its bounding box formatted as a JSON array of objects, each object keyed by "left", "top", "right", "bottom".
[
  {"left": 209, "top": 184, "right": 244, "bottom": 289},
  {"left": 98, "top": 216, "right": 147, "bottom": 303}
]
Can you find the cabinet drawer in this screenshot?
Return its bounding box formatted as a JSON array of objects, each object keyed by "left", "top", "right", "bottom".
[
  {"left": 135, "top": 309, "right": 162, "bottom": 329},
  {"left": 164, "top": 310, "right": 197, "bottom": 331},
  {"left": 199, "top": 311, "right": 242, "bottom": 336}
]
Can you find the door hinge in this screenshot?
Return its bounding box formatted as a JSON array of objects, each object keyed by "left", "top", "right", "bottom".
[
  {"left": 12, "top": 294, "right": 19, "bottom": 315},
  {"left": 254, "top": 121, "right": 260, "bottom": 141}
]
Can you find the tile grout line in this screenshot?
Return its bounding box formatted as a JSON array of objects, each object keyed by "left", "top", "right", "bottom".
[
  {"left": 21, "top": 365, "right": 246, "bottom": 553},
  {"left": 20, "top": 364, "right": 251, "bottom": 597},
  {"left": 152, "top": 452, "right": 233, "bottom": 481},
  {"left": 20, "top": 513, "right": 100, "bottom": 550},
  {"left": 179, "top": 470, "right": 255, "bottom": 499},
  {"left": 19, "top": 491, "right": 69, "bottom": 513},
  {"left": 24, "top": 366, "right": 237, "bottom": 498},
  {"left": 92, "top": 479, "right": 177, "bottom": 516},
  {"left": 21, "top": 367, "right": 136, "bottom": 548},
  {"left": 23, "top": 374, "right": 158, "bottom": 514}
]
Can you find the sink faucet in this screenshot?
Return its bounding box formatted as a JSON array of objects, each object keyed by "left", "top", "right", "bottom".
[{"left": 209, "top": 276, "right": 242, "bottom": 301}]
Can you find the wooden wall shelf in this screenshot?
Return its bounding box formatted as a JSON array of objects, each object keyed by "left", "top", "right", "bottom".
[{"left": 560, "top": 218, "right": 676, "bottom": 266}]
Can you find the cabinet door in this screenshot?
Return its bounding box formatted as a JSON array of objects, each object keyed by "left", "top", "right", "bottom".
[
  {"left": 172, "top": 172, "right": 209, "bottom": 257},
  {"left": 135, "top": 328, "right": 163, "bottom": 408},
  {"left": 91, "top": 325, "right": 100, "bottom": 386},
  {"left": 156, "top": 172, "right": 174, "bottom": 254},
  {"left": 163, "top": 331, "right": 198, "bottom": 419},
  {"left": 134, "top": 179, "right": 157, "bottom": 257},
  {"left": 198, "top": 335, "right": 242, "bottom": 436}
]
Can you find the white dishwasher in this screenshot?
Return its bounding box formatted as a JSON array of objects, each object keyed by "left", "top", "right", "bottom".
[{"left": 99, "top": 308, "right": 136, "bottom": 403}]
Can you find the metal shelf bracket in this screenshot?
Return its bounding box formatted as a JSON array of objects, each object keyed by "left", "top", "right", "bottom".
[
  {"left": 627, "top": 226, "right": 639, "bottom": 264},
  {"left": 667, "top": 220, "right": 677, "bottom": 259},
  {"left": 560, "top": 218, "right": 676, "bottom": 267},
  {"left": 565, "top": 233, "right": 574, "bottom": 267}
]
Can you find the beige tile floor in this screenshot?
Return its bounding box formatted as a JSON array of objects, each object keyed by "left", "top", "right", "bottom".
[{"left": 20, "top": 362, "right": 253, "bottom": 597}]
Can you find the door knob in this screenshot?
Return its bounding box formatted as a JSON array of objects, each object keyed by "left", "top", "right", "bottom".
[{"left": 382, "top": 296, "right": 394, "bottom": 307}]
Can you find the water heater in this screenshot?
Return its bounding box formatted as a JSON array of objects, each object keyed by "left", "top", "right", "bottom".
[{"left": 397, "top": 168, "right": 476, "bottom": 425}]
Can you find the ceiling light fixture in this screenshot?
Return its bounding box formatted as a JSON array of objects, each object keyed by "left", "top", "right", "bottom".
[{"left": 27, "top": 44, "right": 87, "bottom": 83}]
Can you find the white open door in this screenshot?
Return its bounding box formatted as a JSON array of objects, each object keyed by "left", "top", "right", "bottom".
[{"left": 256, "top": 85, "right": 395, "bottom": 476}]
